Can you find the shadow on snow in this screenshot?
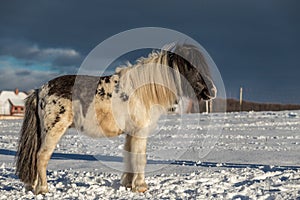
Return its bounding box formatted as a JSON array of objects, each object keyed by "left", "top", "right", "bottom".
[{"left": 1, "top": 148, "right": 299, "bottom": 173}]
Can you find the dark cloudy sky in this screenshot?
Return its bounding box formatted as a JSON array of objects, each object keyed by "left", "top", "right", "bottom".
[{"left": 0, "top": 0, "right": 299, "bottom": 104}]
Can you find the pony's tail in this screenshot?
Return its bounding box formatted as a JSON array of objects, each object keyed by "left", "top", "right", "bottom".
[{"left": 16, "top": 89, "right": 42, "bottom": 185}]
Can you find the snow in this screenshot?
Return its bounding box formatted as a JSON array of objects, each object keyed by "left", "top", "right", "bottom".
[{"left": 0, "top": 110, "right": 300, "bottom": 199}]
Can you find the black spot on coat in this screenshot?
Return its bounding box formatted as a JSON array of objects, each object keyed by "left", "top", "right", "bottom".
[
  {"left": 51, "top": 115, "right": 60, "bottom": 127},
  {"left": 39, "top": 99, "right": 45, "bottom": 110},
  {"left": 115, "top": 83, "right": 120, "bottom": 93},
  {"left": 97, "top": 88, "right": 105, "bottom": 96},
  {"left": 59, "top": 106, "right": 66, "bottom": 114},
  {"left": 105, "top": 76, "right": 110, "bottom": 83},
  {"left": 120, "top": 92, "right": 129, "bottom": 101}
]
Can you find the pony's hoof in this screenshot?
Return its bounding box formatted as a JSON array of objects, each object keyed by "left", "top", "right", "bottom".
[
  {"left": 34, "top": 186, "right": 49, "bottom": 195},
  {"left": 25, "top": 184, "right": 34, "bottom": 192},
  {"left": 132, "top": 183, "right": 148, "bottom": 193},
  {"left": 124, "top": 183, "right": 132, "bottom": 189},
  {"left": 121, "top": 173, "right": 133, "bottom": 188}
]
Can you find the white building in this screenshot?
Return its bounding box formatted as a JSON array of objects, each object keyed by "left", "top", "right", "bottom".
[{"left": 0, "top": 89, "right": 27, "bottom": 116}]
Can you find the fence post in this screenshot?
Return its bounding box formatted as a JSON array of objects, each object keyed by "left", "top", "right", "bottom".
[{"left": 240, "top": 87, "right": 243, "bottom": 111}]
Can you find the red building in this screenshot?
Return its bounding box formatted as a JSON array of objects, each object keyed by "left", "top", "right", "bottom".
[
  {"left": 8, "top": 99, "right": 25, "bottom": 116},
  {"left": 0, "top": 89, "right": 27, "bottom": 116}
]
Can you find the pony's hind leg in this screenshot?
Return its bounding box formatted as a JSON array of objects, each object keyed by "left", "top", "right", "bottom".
[
  {"left": 35, "top": 99, "right": 72, "bottom": 194},
  {"left": 35, "top": 122, "right": 71, "bottom": 194}
]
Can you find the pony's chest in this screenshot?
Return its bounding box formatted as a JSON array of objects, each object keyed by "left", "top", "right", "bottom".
[{"left": 94, "top": 97, "right": 124, "bottom": 137}]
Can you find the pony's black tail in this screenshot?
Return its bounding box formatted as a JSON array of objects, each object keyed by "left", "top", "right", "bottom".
[{"left": 16, "top": 89, "right": 42, "bottom": 185}]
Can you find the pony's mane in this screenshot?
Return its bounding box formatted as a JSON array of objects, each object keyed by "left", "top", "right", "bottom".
[{"left": 116, "top": 50, "right": 181, "bottom": 110}]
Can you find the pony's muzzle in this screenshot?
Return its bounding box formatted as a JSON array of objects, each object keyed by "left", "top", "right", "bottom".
[
  {"left": 198, "top": 76, "right": 217, "bottom": 100},
  {"left": 200, "top": 86, "right": 217, "bottom": 100}
]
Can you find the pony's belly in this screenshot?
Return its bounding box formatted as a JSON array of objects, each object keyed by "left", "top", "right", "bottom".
[
  {"left": 82, "top": 120, "right": 123, "bottom": 138},
  {"left": 80, "top": 104, "right": 123, "bottom": 138},
  {"left": 76, "top": 115, "right": 123, "bottom": 138}
]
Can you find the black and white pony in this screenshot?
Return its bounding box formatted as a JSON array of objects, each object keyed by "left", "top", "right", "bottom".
[{"left": 16, "top": 43, "right": 216, "bottom": 194}]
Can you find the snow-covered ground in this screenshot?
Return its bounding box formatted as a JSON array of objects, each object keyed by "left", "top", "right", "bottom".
[{"left": 0, "top": 110, "right": 300, "bottom": 199}]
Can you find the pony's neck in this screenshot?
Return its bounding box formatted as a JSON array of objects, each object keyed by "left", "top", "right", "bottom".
[{"left": 130, "top": 84, "right": 177, "bottom": 111}]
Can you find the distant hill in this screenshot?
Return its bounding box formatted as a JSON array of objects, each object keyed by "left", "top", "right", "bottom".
[{"left": 198, "top": 98, "right": 300, "bottom": 113}]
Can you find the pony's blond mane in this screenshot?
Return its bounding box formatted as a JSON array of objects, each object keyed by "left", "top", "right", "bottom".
[{"left": 116, "top": 50, "right": 183, "bottom": 111}]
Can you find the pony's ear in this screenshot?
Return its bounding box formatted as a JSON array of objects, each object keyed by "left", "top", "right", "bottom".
[{"left": 161, "top": 41, "right": 177, "bottom": 52}]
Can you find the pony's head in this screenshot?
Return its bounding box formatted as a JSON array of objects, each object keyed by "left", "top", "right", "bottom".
[
  {"left": 168, "top": 44, "right": 217, "bottom": 101},
  {"left": 115, "top": 43, "right": 217, "bottom": 112}
]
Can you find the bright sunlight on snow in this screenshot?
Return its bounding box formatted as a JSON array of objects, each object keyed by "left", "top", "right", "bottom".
[{"left": 0, "top": 110, "right": 300, "bottom": 199}]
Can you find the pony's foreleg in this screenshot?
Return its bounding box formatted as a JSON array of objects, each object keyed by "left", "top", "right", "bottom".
[
  {"left": 121, "top": 133, "right": 148, "bottom": 192},
  {"left": 130, "top": 135, "right": 148, "bottom": 192},
  {"left": 35, "top": 122, "right": 71, "bottom": 194},
  {"left": 121, "top": 134, "right": 133, "bottom": 188}
]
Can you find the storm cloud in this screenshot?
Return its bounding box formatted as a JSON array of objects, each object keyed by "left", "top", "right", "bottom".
[
  {"left": 0, "top": 67, "right": 58, "bottom": 91},
  {"left": 0, "top": 38, "right": 83, "bottom": 73},
  {"left": 0, "top": 0, "right": 299, "bottom": 103}
]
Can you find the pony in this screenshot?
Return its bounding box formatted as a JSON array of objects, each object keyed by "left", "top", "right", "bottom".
[{"left": 15, "top": 43, "right": 217, "bottom": 194}]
